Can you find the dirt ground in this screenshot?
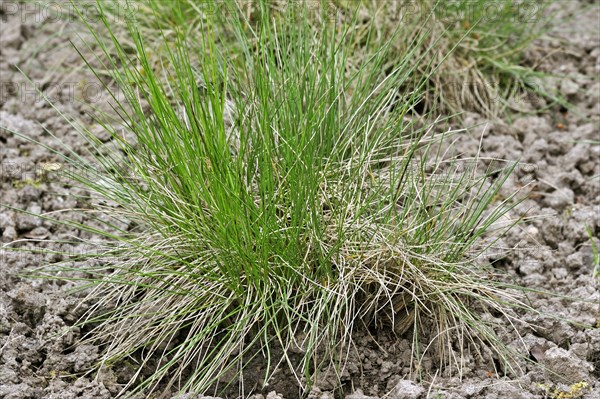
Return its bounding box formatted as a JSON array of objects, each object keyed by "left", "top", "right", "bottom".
[{"left": 1, "top": 1, "right": 599, "bottom": 398}]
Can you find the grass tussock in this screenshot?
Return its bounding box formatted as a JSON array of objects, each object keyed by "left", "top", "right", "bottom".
[{"left": 8, "top": 0, "right": 549, "bottom": 397}]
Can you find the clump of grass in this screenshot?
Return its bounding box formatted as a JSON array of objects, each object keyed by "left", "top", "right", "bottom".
[
  {"left": 17, "top": 0, "right": 537, "bottom": 397},
  {"left": 336, "top": 0, "right": 564, "bottom": 117}
]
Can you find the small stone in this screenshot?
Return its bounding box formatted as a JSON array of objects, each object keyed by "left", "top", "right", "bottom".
[
  {"left": 542, "top": 347, "right": 593, "bottom": 384},
  {"left": 553, "top": 267, "right": 568, "bottom": 279},
  {"left": 543, "top": 188, "right": 574, "bottom": 210},
  {"left": 560, "top": 79, "right": 579, "bottom": 96},
  {"left": 460, "top": 383, "right": 485, "bottom": 397},
  {"left": 526, "top": 226, "right": 539, "bottom": 237},
  {"left": 2, "top": 226, "right": 17, "bottom": 241},
  {"left": 0, "top": 211, "right": 15, "bottom": 227},
  {"left": 16, "top": 211, "right": 42, "bottom": 231},
  {"left": 519, "top": 260, "right": 543, "bottom": 275},
  {"left": 389, "top": 380, "right": 424, "bottom": 399}
]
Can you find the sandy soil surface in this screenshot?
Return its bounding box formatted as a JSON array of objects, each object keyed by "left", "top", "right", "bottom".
[{"left": 1, "top": 1, "right": 599, "bottom": 398}]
